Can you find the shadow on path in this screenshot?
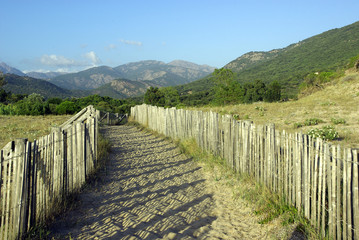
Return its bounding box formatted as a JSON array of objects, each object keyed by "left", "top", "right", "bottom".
[{"left": 49, "top": 125, "right": 215, "bottom": 240}]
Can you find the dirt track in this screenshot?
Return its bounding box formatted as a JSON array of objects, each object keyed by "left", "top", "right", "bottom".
[{"left": 49, "top": 125, "right": 302, "bottom": 239}]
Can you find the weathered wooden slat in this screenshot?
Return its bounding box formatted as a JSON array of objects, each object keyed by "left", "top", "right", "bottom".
[
  {"left": 295, "top": 133, "right": 302, "bottom": 212},
  {"left": 343, "top": 148, "right": 348, "bottom": 240},
  {"left": 336, "top": 145, "right": 341, "bottom": 240},
  {"left": 330, "top": 145, "right": 337, "bottom": 238},
  {"left": 303, "top": 134, "right": 309, "bottom": 218},
  {"left": 29, "top": 140, "right": 38, "bottom": 228},
  {"left": 283, "top": 131, "right": 289, "bottom": 204},
  {"left": 18, "top": 141, "right": 31, "bottom": 236},
  {"left": 317, "top": 139, "right": 324, "bottom": 235},
  {"left": 12, "top": 139, "right": 26, "bottom": 239},
  {"left": 311, "top": 138, "right": 320, "bottom": 228},
  {"left": 321, "top": 142, "right": 328, "bottom": 237},
  {"left": 1, "top": 141, "right": 13, "bottom": 240},
  {"left": 353, "top": 149, "right": 359, "bottom": 239},
  {"left": 347, "top": 149, "right": 353, "bottom": 239}
]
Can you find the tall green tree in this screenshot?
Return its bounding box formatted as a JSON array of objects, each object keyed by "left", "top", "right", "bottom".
[
  {"left": 264, "top": 80, "right": 281, "bottom": 102},
  {"left": 160, "top": 87, "right": 180, "bottom": 107},
  {"left": 212, "top": 68, "right": 243, "bottom": 105},
  {"left": 0, "top": 72, "right": 4, "bottom": 88},
  {"left": 144, "top": 87, "right": 165, "bottom": 106},
  {"left": 242, "top": 80, "right": 267, "bottom": 103}
]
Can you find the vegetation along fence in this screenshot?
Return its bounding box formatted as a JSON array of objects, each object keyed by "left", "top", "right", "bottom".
[
  {"left": 131, "top": 104, "right": 359, "bottom": 240},
  {"left": 0, "top": 105, "right": 99, "bottom": 240}
]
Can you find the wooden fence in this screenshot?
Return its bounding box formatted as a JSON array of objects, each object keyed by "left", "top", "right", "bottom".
[
  {"left": 131, "top": 104, "right": 359, "bottom": 240},
  {"left": 98, "top": 112, "right": 128, "bottom": 125},
  {"left": 0, "top": 105, "right": 99, "bottom": 240}
]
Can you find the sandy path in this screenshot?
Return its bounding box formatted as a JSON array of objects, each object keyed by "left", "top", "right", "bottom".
[{"left": 49, "top": 125, "right": 301, "bottom": 239}]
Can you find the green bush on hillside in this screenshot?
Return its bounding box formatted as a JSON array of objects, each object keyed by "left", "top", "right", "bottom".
[{"left": 307, "top": 125, "right": 339, "bottom": 141}]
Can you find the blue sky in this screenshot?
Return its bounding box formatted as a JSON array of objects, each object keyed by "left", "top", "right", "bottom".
[{"left": 1, "top": 0, "right": 359, "bottom": 73}]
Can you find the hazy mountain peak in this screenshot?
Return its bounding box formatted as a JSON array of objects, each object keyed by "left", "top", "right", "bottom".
[
  {"left": 167, "top": 60, "right": 215, "bottom": 72},
  {"left": 26, "top": 71, "right": 67, "bottom": 80},
  {"left": 0, "top": 62, "right": 26, "bottom": 76}
]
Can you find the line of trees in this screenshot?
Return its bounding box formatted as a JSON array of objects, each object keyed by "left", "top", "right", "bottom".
[
  {"left": 143, "top": 68, "right": 282, "bottom": 108},
  {"left": 0, "top": 72, "right": 137, "bottom": 116},
  {"left": 211, "top": 68, "right": 281, "bottom": 105}
]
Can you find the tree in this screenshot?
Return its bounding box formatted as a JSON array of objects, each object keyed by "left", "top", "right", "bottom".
[
  {"left": 264, "top": 80, "right": 281, "bottom": 102},
  {"left": 144, "top": 87, "right": 165, "bottom": 106},
  {"left": 241, "top": 80, "right": 268, "bottom": 103},
  {"left": 55, "top": 101, "right": 78, "bottom": 115},
  {"left": 0, "top": 72, "right": 5, "bottom": 88},
  {"left": 212, "top": 68, "right": 243, "bottom": 105},
  {"left": 160, "top": 87, "right": 180, "bottom": 107}
]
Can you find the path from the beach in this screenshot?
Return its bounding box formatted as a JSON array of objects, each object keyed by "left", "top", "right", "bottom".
[{"left": 49, "top": 125, "right": 301, "bottom": 239}]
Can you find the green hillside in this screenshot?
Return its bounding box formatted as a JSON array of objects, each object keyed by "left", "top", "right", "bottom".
[
  {"left": 176, "top": 21, "right": 359, "bottom": 102},
  {"left": 234, "top": 21, "right": 359, "bottom": 93},
  {"left": 3, "top": 74, "right": 76, "bottom": 98}
]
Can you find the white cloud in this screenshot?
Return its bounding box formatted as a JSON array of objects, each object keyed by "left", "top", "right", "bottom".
[
  {"left": 120, "top": 39, "right": 143, "bottom": 46},
  {"left": 25, "top": 52, "right": 102, "bottom": 72},
  {"left": 105, "top": 44, "right": 117, "bottom": 51},
  {"left": 40, "top": 54, "right": 78, "bottom": 67},
  {"left": 84, "top": 51, "right": 102, "bottom": 65}
]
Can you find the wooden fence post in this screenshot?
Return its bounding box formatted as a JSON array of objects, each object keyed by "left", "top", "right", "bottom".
[{"left": 353, "top": 149, "right": 359, "bottom": 239}]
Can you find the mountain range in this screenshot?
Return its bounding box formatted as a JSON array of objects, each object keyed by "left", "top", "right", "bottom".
[
  {"left": 49, "top": 60, "right": 215, "bottom": 90},
  {"left": 0, "top": 60, "right": 215, "bottom": 98}
]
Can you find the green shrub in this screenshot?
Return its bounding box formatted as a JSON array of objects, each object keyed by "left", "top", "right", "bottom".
[
  {"left": 254, "top": 106, "right": 265, "bottom": 111},
  {"left": 55, "top": 101, "right": 79, "bottom": 115},
  {"left": 307, "top": 125, "right": 339, "bottom": 141},
  {"left": 293, "top": 122, "right": 303, "bottom": 128},
  {"left": 304, "top": 118, "right": 324, "bottom": 126},
  {"left": 331, "top": 118, "right": 346, "bottom": 125}
]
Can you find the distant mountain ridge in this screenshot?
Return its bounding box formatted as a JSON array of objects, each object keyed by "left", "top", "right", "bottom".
[
  {"left": 49, "top": 66, "right": 123, "bottom": 90},
  {"left": 0, "top": 62, "right": 26, "bottom": 76},
  {"left": 26, "top": 71, "right": 67, "bottom": 80},
  {"left": 0, "top": 60, "right": 215, "bottom": 99},
  {"left": 90, "top": 78, "right": 158, "bottom": 99},
  {"left": 1, "top": 73, "right": 151, "bottom": 99},
  {"left": 49, "top": 60, "right": 215, "bottom": 90}
]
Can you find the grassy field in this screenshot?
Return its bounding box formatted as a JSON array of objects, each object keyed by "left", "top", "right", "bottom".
[
  {"left": 188, "top": 70, "right": 359, "bottom": 148},
  {"left": 0, "top": 115, "right": 70, "bottom": 149}
]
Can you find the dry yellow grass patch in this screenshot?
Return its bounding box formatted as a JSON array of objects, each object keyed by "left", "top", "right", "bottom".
[
  {"left": 0, "top": 115, "right": 70, "bottom": 149},
  {"left": 189, "top": 72, "right": 359, "bottom": 148}
]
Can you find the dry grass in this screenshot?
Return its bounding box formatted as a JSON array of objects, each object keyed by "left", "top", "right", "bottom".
[
  {"left": 0, "top": 115, "right": 70, "bottom": 149},
  {"left": 189, "top": 71, "right": 359, "bottom": 148}
]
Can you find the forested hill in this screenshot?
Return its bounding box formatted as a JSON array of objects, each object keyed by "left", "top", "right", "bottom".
[
  {"left": 3, "top": 74, "right": 75, "bottom": 99},
  {"left": 176, "top": 20, "right": 359, "bottom": 101}
]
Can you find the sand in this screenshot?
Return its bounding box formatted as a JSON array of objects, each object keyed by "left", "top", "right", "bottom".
[{"left": 48, "top": 125, "right": 304, "bottom": 239}]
